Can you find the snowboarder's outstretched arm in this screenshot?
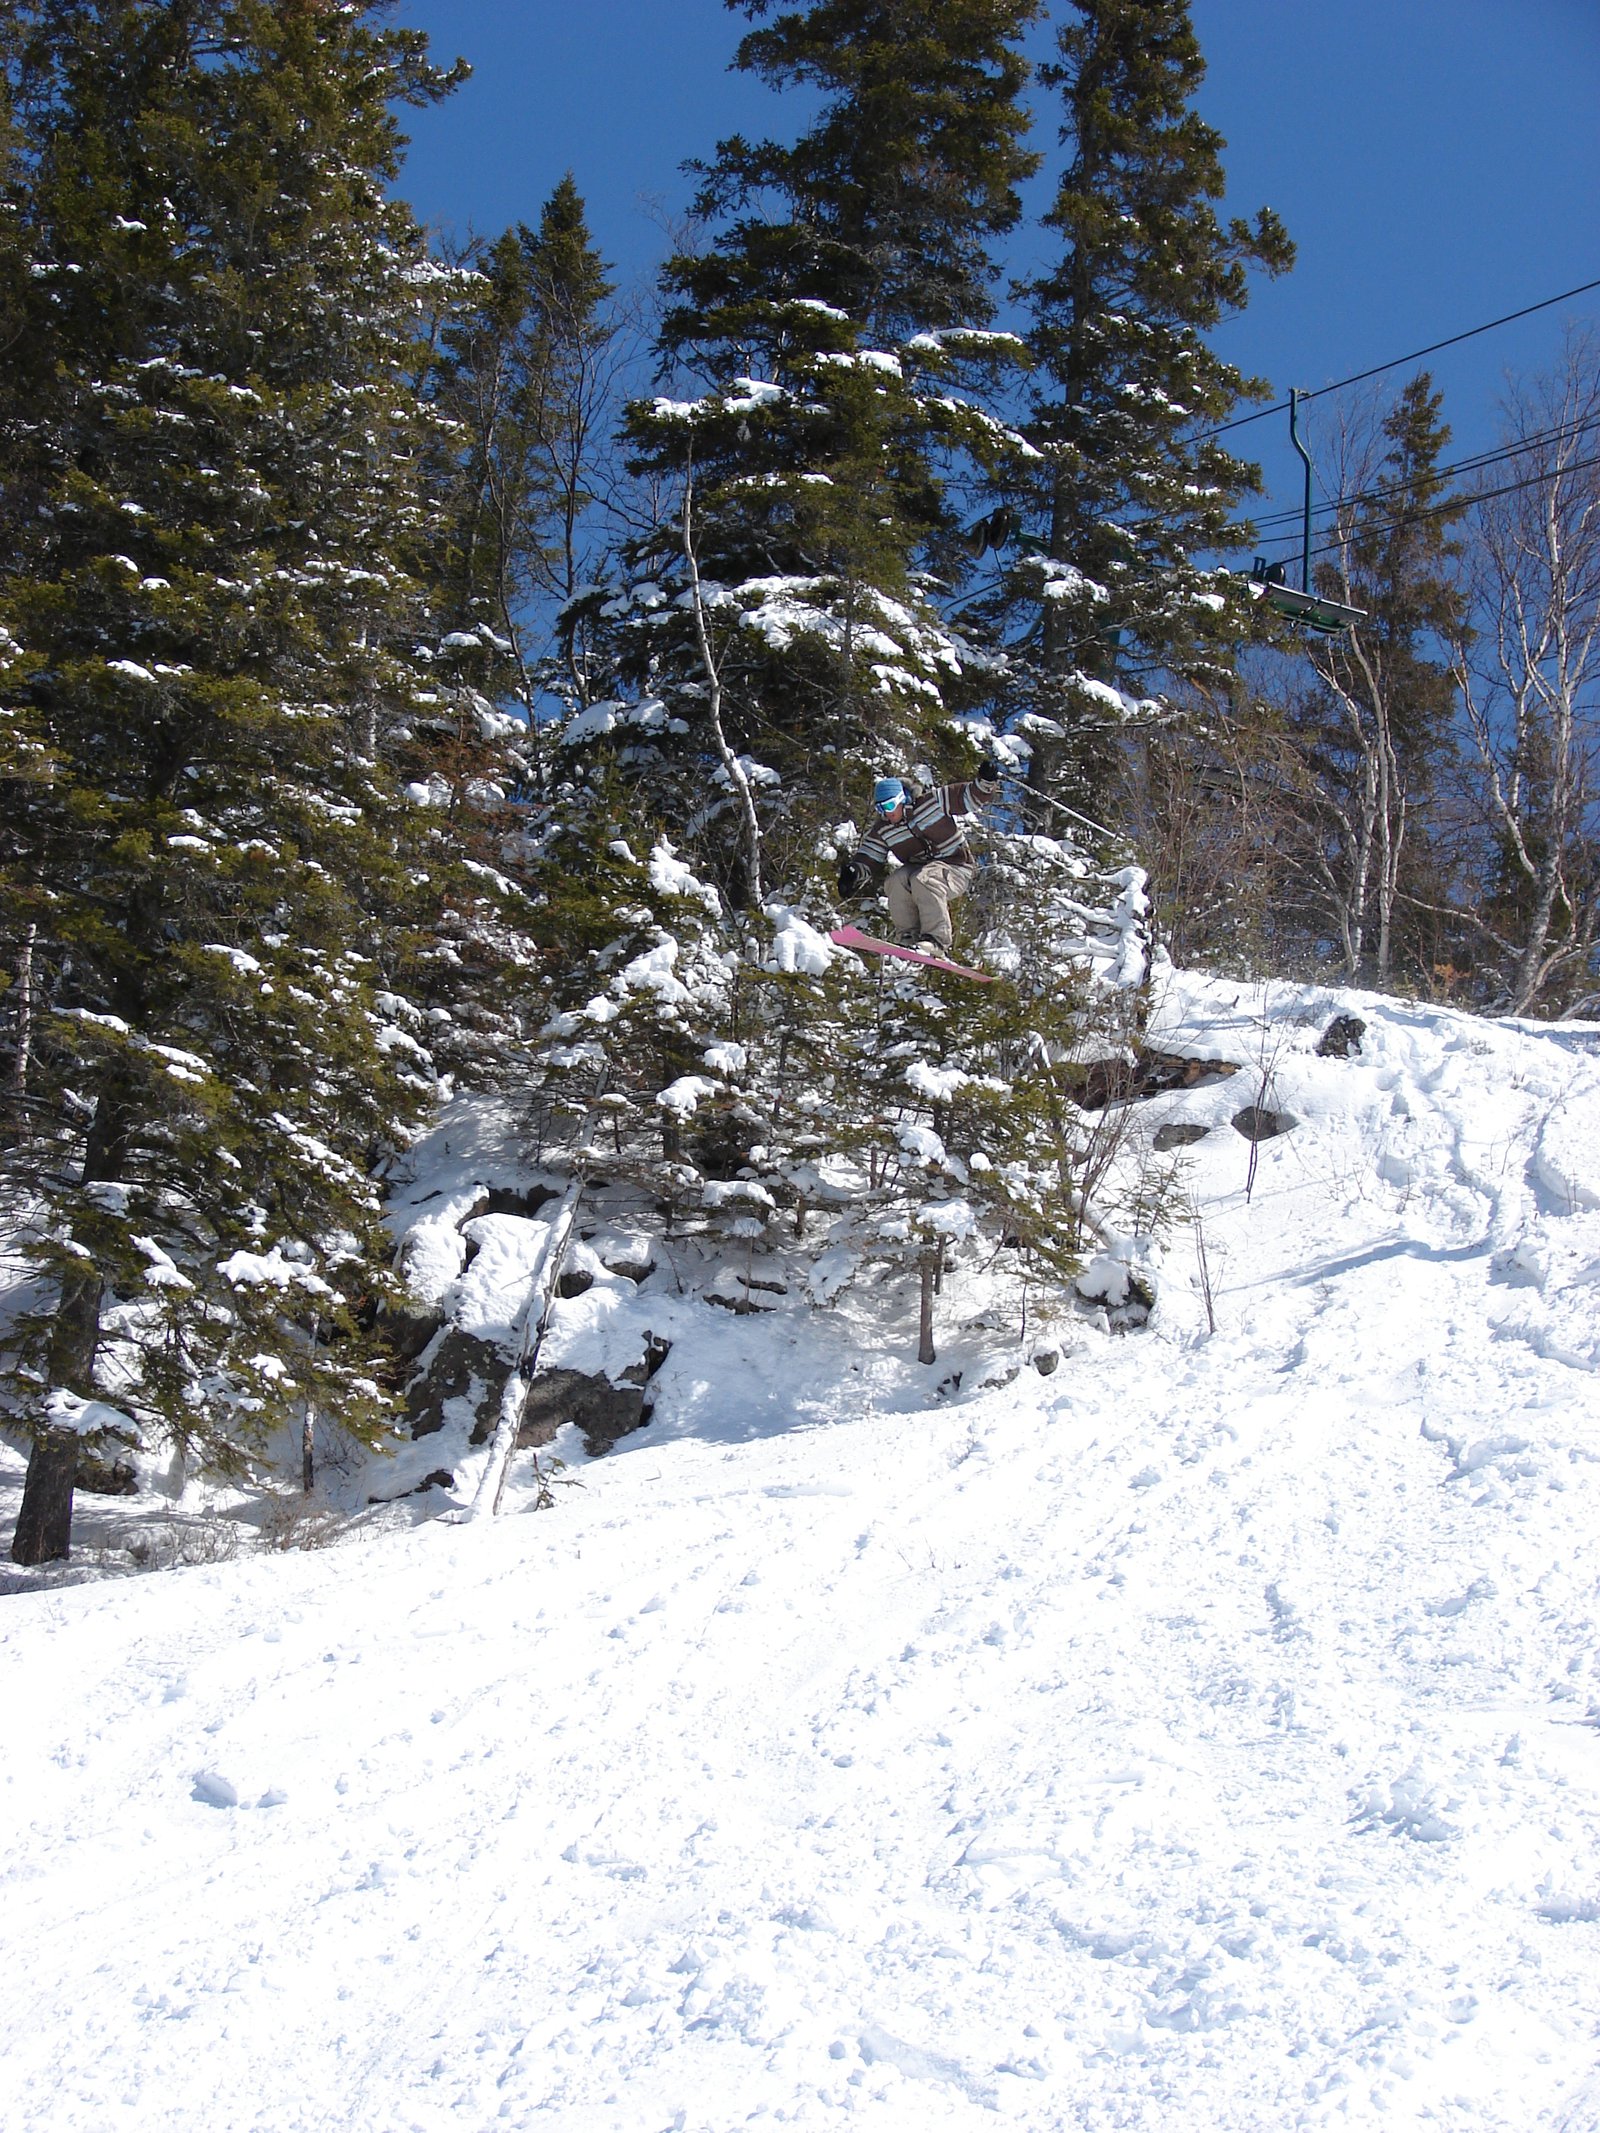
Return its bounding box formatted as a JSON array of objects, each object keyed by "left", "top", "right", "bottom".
[{"left": 942, "top": 758, "right": 1003, "bottom": 814}]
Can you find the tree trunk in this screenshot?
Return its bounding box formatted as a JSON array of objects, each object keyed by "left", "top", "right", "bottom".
[
  {"left": 10, "top": 923, "right": 35, "bottom": 1103},
  {"left": 1509, "top": 861, "right": 1566, "bottom": 1015},
  {"left": 918, "top": 1254, "right": 937, "bottom": 1367},
  {"left": 11, "top": 1426, "right": 80, "bottom": 1566},
  {"left": 12, "top": 1260, "right": 105, "bottom": 1566}
]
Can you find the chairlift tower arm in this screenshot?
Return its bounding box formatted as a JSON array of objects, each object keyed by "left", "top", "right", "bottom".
[
  {"left": 1289, "top": 387, "right": 1315, "bottom": 593},
  {"left": 1237, "top": 388, "right": 1367, "bottom": 637}
]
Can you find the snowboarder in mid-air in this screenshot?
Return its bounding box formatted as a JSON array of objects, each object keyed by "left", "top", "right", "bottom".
[{"left": 836, "top": 759, "right": 1002, "bottom": 958}]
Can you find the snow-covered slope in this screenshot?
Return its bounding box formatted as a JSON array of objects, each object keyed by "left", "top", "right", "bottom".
[{"left": 5, "top": 971, "right": 1600, "bottom": 2132}]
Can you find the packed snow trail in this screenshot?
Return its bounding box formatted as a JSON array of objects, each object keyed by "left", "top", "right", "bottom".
[{"left": 4, "top": 975, "right": 1600, "bottom": 2131}]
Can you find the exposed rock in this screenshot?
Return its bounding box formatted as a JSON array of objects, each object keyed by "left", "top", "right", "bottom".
[
  {"left": 482, "top": 1185, "right": 559, "bottom": 1220},
  {"left": 1153, "top": 1121, "right": 1212, "bottom": 1152},
  {"left": 597, "top": 1242, "right": 655, "bottom": 1285},
  {"left": 74, "top": 1448, "right": 139, "bottom": 1498},
  {"left": 1317, "top": 1014, "right": 1368, "bottom": 1059},
  {"left": 514, "top": 1369, "right": 637, "bottom": 1454},
  {"left": 370, "top": 1469, "right": 455, "bottom": 1505},
  {"left": 1076, "top": 1047, "right": 1239, "bottom": 1111},
  {"left": 408, "top": 1326, "right": 504, "bottom": 1441},
  {"left": 376, "top": 1296, "right": 446, "bottom": 1369},
  {"left": 515, "top": 1335, "right": 671, "bottom": 1459},
  {"left": 1232, "top": 1105, "right": 1299, "bottom": 1143},
  {"left": 1032, "top": 1346, "right": 1061, "bottom": 1376}
]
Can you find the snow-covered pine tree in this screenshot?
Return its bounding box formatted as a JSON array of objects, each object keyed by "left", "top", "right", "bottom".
[
  {"left": 523, "top": 777, "right": 1161, "bottom": 1362},
  {"left": 800, "top": 944, "right": 1085, "bottom": 1363},
  {"left": 528, "top": 816, "right": 744, "bottom": 1204},
  {"left": 521, "top": 4, "right": 1181, "bottom": 1365},
  {"left": 576, "top": 0, "right": 1044, "bottom": 905},
  {"left": 402, "top": 180, "right": 628, "bottom": 1093},
  {"left": 707, "top": 0, "right": 1041, "bottom": 340},
  {"left": 0, "top": 0, "right": 474, "bottom": 1563},
  {"left": 0, "top": 15, "right": 34, "bottom": 539},
  {"left": 0, "top": 28, "right": 49, "bottom": 1131},
  {"left": 1011, "top": 0, "right": 1293, "bottom": 810}
]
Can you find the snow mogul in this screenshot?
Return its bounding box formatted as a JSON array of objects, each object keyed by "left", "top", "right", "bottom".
[{"left": 836, "top": 759, "right": 1002, "bottom": 957}]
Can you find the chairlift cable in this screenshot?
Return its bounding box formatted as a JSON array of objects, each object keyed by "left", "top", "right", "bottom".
[
  {"left": 1298, "top": 445, "right": 1600, "bottom": 569},
  {"left": 1195, "top": 273, "right": 1600, "bottom": 444},
  {"left": 1243, "top": 407, "right": 1600, "bottom": 546},
  {"left": 1053, "top": 409, "right": 1600, "bottom": 554},
  {"left": 1247, "top": 423, "right": 1581, "bottom": 535}
]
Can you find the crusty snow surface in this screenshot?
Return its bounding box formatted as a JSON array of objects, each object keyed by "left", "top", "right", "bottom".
[{"left": 5, "top": 971, "right": 1600, "bottom": 2132}]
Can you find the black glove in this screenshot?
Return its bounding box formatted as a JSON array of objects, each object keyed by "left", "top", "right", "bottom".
[
  {"left": 837, "top": 855, "right": 873, "bottom": 900},
  {"left": 976, "top": 754, "right": 1003, "bottom": 785}
]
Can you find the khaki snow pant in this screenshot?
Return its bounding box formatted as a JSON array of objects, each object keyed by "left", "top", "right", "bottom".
[{"left": 886, "top": 860, "right": 973, "bottom": 953}]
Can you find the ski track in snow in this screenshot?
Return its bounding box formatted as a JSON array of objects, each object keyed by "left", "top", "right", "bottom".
[{"left": 4, "top": 973, "right": 1600, "bottom": 2130}]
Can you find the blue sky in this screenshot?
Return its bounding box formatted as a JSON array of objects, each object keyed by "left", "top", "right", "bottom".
[{"left": 391, "top": 1, "right": 1600, "bottom": 526}]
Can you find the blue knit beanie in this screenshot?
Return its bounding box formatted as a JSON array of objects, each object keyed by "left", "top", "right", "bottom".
[{"left": 873, "top": 777, "right": 905, "bottom": 807}]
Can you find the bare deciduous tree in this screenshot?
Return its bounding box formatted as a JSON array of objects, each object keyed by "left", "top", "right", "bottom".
[
  {"left": 1273, "top": 377, "right": 1468, "bottom": 986},
  {"left": 1453, "top": 335, "right": 1600, "bottom": 1014}
]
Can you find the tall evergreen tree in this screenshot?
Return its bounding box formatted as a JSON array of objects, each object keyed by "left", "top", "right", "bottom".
[
  {"left": 525, "top": 175, "right": 618, "bottom": 675},
  {"left": 1013, "top": 0, "right": 1292, "bottom": 805},
  {"left": 430, "top": 175, "right": 619, "bottom": 740},
  {"left": 586, "top": 0, "right": 1043, "bottom": 903},
  {"left": 0, "top": 17, "right": 48, "bottom": 1122},
  {"left": 512, "top": 3, "right": 1171, "bottom": 1383},
  {"left": 0, "top": 0, "right": 472, "bottom": 1563},
  {"left": 0, "top": 14, "right": 34, "bottom": 536},
  {"left": 684, "top": 0, "right": 1042, "bottom": 340}
]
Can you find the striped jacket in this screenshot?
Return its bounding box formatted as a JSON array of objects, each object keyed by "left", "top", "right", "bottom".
[{"left": 855, "top": 778, "right": 999, "bottom": 874}]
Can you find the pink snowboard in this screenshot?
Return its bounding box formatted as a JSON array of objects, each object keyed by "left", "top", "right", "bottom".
[{"left": 828, "top": 925, "right": 997, "bottom": 983}]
